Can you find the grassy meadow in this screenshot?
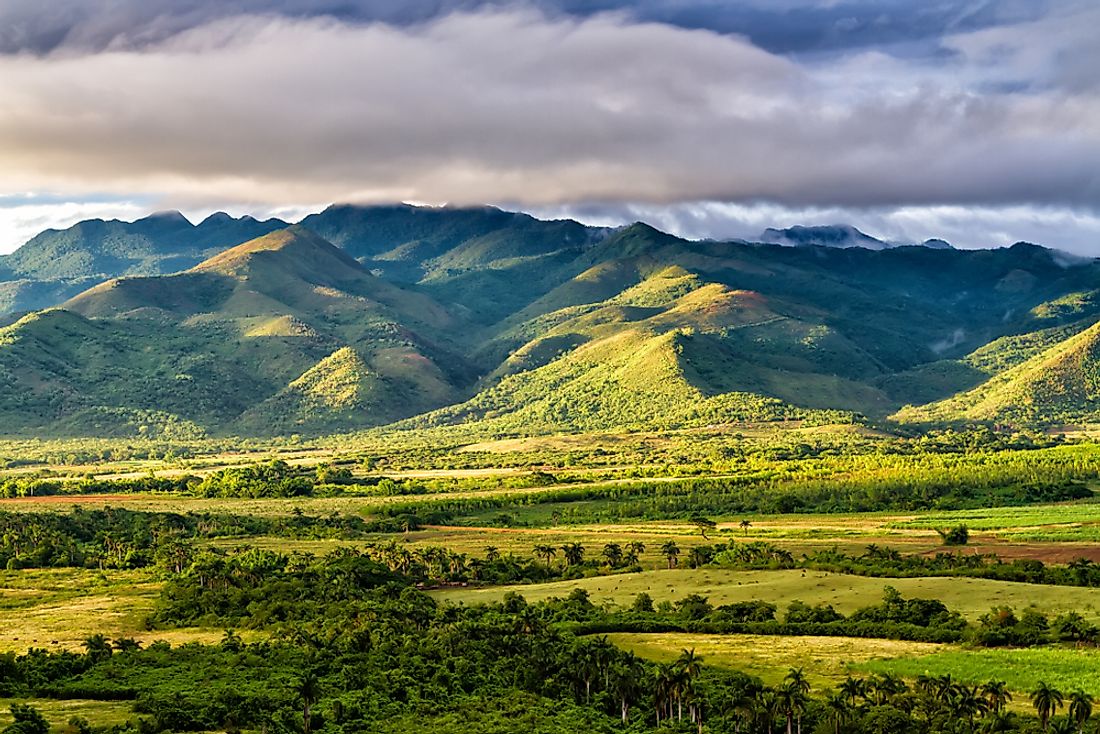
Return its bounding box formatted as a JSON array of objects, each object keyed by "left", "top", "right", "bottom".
[
  {"left": 604, "top": 632, "right": 943, "bottom": 689},
  {"left": 431, "top": 567, "right": 1100, "bottom": 621}
]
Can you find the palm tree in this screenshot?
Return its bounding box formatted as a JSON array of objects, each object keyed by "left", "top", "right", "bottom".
[
  {"left": 740, "top": 519, "right": 752, "bottom": 536},
  {"left": 533, "top": 544, "right": 557, "bottom": 568},
  {"left": 1069, "top": 690, "right": 1093, "bottom": 732},
  {"left": 82, "top": 634, "right": 112, "bottom": 661},
  {"left": 609, "top": 654, "right": 645, "bottom": 724},
  {"left": 1068, "top": 557, "right": 1095, "bottom": 585},
  {"left": 784, "top": 668, "right": 811, "bottom": 734},
  {"left": 484, "top": 545, "right": 500, "bottom": 562},
  {"left": 601, "top": 542, "right": 624, "bottom": 568},
  {"left": 675, "top": 648, "right": 704, "bottom": 722},
  {"left": 624, "top": 541, "right": 645, "bottom": 566},
  {"left": 839, "top": 676, "right": 866, "bottom": 706},
  {"left": 561, "top": 542, "right": 585, "bottom": 567},
  {"left": 660, "top": 540, "right": 680, "bottom": 569},
  {"left": 824, "top": 692, "right": 850, "bottom": 734},
  {"left": 981, "top": 680, "right": 1012, "bottom": 715},
  {"left": 1032, "top": 681, "right": 1065, "bottom": 731},
  {"left": 953, "top": 685, "right": 990, "bottom": 727},
  {"left": 296, "top": 672, "right": 321, "bottom": 734},
  {"left": 654, "top": 662, "right": 678, "bottom": 726}
]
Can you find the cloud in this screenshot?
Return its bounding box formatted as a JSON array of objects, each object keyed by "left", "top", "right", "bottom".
[
  {"left": 526, "top": 201, "right": 1100, "bottom": 255},
  {"left": 0, "top": 0, "right": 1046, "bottom": 56},
  {"left": 0, "top": 196, "right": 149, "bottom": 255},
  {"left": 0, "top": 6, "right": 1096, "bottom": 241}
]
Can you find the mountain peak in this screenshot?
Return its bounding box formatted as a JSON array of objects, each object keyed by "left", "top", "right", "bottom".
[
  {"left": 759, "top": 224, "right": 889, "bottom": 250},
  {"left": 191, "top": 225, "right": 364, "bottom": 278},
  {"left": 198, "top": 211, "right": 234, "bottom": 226},
  {"left": 141, "top": 210, "right": 192, "bottom": 226}
]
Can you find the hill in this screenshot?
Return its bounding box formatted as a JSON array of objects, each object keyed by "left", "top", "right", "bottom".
[
  {"left": 896, "top": 317, "right": 1100, "bottom": 426},
  {"left": 1, "top": 206, "right": 1099, "bottom": 438},
  {"left": 0, "top": 211, "right": 287, "bottom": 315},
  {"left": 0, "top": 227, "right": 472, "bottom": 436}
]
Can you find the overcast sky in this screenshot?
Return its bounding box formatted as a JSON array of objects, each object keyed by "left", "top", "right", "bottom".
[{"left": 0, "top": 0, "right": 1097, "bottom": 254}]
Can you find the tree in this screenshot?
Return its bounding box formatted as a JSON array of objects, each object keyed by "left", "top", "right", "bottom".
[
  {"left": 1069, "top": 690, "right": 1093, "bottom": 733},
  {"left": 660, "top": 541, "right": 680, "bottom": 569},
  {"left": 1068, "top": 557, "right": 1095, "bottom": 586},
  {"left": 691, "top": 516, "right": 717, "bottom": 540},
  {"left": 1032, "top": 681, "right": 1065, "bottom": 731},
  {"left": 81, "top": 634, "right": 112, "bottom": 662},
  {"left": 676, "top": 648, "right": 704, "bottom": 724},
  {"left": 601, "top": 542, "right": 624, "bottom": 568},
  {"left": 824, "top": 692, "right": 850, "bottom": 734},
  {"left": 935, "top": 524, "right": 969, "bottom": 546},
  {"left": 631, "top": 592, "right": 655, "bottom": 613},
  {"left": 296, "top": 672, "right": 321, "bottom": 734},
  {"left": 784, "top": 668, "right": 811, "bottom": 734},
  {"left": 624, "top": 541, "right": 645, "bottom": 566},
  {"left": 981, "top": 680, "right": 1012, "bottom": 715},
  {"left": 839, "top": 676, "right": 866, "bottom": 706},
  {"left": 533, "top": 544, "right": 557, "bottom": 568},
  {"left": 484, "top": 545, "right": 500, "bottom": 562},
  {"left": 609, "top": 654, "right": 645, "bottom": 724},
  {"left": 561, "top": 542, "right": 585, "bottom": 567},
  {"left": 3, "top": 705, "right": 48, "bottom": 734},
  {"left": 740, "top": 519, "right": 752, "bottom": 536}
]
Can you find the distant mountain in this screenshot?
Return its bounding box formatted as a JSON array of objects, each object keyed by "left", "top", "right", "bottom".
[
  {"left": 759, "top": 224, "right": 891, "bottom": 250},
  {"left": 1, "top": 206, "right": 1098, "bottom": 438},
  {"left": 921, "top": 238, "right": 954, "bottom": 250},
  {"left": 758, "top": 225, "right": 956, "bottom": 251},
  {"left": 0, "top": 211, "right": 287, "bottom": 315}
]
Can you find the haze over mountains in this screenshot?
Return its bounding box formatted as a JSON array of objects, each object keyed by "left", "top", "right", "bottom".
[{"left": 1, "top": 203, "right": 1098, "bottom": 439}]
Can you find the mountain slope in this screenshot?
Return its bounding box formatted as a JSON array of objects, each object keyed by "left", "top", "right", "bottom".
[
  {"left": 0, "top": 227, "right": 472, "bottom": 436},
  {"left": 2, "top": 206, "right": 1100, "bottom": 438},
  {"left": 0, "top": 211, "right": 288, "bottom": 315},
  {"left": 896, "top": 318, "right": 1100, "bottom": 426}
]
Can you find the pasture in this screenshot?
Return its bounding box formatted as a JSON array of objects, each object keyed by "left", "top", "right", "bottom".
[
  {"left": 432, "top": 568, "right": 1100, "bottom": 621},
  {"left": 604, "top": 632, "right": 943, "bottom": 689}
]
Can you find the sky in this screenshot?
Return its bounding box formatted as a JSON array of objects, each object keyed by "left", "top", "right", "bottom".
[{"left": 0, "top": 0, "right": 1098, "bottom": 254}]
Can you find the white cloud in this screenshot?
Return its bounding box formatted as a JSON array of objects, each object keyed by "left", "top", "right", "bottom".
[
  {"left": 0, "top": 198, "right": 147, "bottom": 255},
  {"left": 526, "top": 201, "right": 1100, "bottom": 255}
]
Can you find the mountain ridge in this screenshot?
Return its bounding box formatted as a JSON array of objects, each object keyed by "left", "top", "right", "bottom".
[{"left": 1, "top": 205, "right": 1099, "bottom": 438}]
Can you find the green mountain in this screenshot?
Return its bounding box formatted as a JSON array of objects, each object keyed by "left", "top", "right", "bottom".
[
  {"left": 0, "top": 211, "right": 287, "bottom": 315},
  {"left": 2, "top": 205, "right": 1100, "bottom": 438},
  {"left": 895, "top": 316, "right": 1100, "bottom": 426},
  {"left": 0, "top": 227, "right": 470, "bottom": 437}
]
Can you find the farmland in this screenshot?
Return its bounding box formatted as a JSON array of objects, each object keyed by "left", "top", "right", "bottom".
[{"left": 2, "top": 434, "right": 1100, "bottom": 733}]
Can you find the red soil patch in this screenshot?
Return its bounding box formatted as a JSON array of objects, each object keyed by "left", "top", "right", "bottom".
[{"left": 0, "top": 494, "right": 148, "bottom": 504}]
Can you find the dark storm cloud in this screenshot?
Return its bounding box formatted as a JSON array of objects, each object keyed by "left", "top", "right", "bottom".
[{"left": 0, "top": 0, "right": 1049, "bottom": 57}]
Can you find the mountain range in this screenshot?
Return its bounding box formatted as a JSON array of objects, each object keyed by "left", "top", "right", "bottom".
[{"left": 2, "top": 204, "right": 1099, "bottom": 439}]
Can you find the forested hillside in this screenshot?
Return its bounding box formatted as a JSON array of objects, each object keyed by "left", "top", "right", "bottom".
[{"left": 2, "top": 205, "right": 1099, "bottom": 438}]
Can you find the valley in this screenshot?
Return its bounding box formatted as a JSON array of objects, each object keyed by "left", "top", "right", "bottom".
[{"left": 2, "top": 207, "right": 1100, "bottom": 733}]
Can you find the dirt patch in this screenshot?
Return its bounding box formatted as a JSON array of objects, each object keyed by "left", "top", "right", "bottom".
[{"left": 0, "top": 494, "right": 149, "bottom": 505}]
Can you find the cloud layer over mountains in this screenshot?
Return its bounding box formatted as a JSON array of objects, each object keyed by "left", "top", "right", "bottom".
[{"left": 0, "top": 1, "right": 1096, "bottom": 253}]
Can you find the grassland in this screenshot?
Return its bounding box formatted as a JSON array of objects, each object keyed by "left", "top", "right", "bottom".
[
  {"left": 862, "top": 647, "right": 1100, "bottom": 696},
  {"left": 0, "top": 698, "right": 134, "bottom": 732},
  {"left": 432, "top": 568, "right": 1100, "bottom": 621},
  {"left": 0, "top": 568, "right": 246, "bottom": 653},
  {"left": 604, "top": 632, "right": 943, "bottom": 689}
]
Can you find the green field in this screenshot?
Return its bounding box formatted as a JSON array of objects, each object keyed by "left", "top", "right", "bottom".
[
  {"left": 604, "top": 632, "right": 943, "bottom": 689},
  {"left": 862, "top": 647, "right": 1100, "bottom": 697},
  {"left": 0, "top": 568, "right": 249, "bottom": 652},
  {"left": 432, "top": 568, "right": 1100, "bottom": 621},
  {"left": 0, "top": 699, "right": 134, "bottom": 733}
]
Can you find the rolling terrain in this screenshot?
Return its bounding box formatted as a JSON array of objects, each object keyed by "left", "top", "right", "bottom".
[{"left": 2, "top": 204, "right": 1100, "bottom": 438}]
